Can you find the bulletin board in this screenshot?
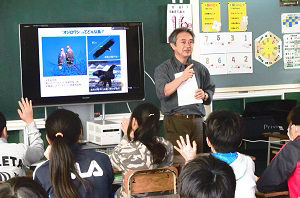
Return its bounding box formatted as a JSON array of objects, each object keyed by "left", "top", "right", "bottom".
[{"left": 191, "top": 0, "right": 300, "bottom": 89}]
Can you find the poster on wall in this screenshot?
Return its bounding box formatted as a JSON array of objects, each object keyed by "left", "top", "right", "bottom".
[
  {"left": 228, "top": 2, "right": 248, "bottom": 32},
  {"left": 167, "top": 4, "right": 192, "bottom": 42},
  {"left": 255, "top": 31, "right": 282, "bottom": 67},
  {"left": 199, "top": 54, "right": 227, "bottom": 75},
  {"left": 280, "top": 0, "right": 300, "bottom": 6},
  {"left": 282, "top": 13, "right": 300, "bottom": 33},
  {"left": 198, "top": 32, "right": 253, "bottom": 75},
  {"left": 283, "top": 34, "right": 300, "bottom": 69},
  {"left": 227, "top": 52, "right": 253, "bottom": 74},
  {"left": 201, "top": 2, "right": 221, "bottom": 32}
]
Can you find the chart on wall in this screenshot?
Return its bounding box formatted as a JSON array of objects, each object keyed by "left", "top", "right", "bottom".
[
  {"left": 283, "top": 34, "right": 300, "bottom": 69},
  {"left": 281, "top": 13, "right": 300, "bottom": 33},
  {"left": 198, "top": 32, "right": 253, "bottom": 75},
  {"left": 255, "top": 31, "right": 282, "bottom": 67}
]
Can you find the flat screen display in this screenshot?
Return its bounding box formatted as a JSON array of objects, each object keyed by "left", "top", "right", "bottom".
[{"left": 19, "top": 22, "right": 144, "bottom": 106}]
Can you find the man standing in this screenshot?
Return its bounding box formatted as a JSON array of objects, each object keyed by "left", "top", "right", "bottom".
[{"left": 154, "top": 28, "right": 215, "bottom": 153}]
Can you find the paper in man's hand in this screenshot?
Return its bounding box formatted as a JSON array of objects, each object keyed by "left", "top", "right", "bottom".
[{"left": 175, "top": 71, "right": 203, "bottom": 106}]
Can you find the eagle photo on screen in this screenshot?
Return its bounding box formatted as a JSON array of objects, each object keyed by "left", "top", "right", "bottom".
[
  {"left": 92, "top": 64, "right": 116, "bottom": 87},
  {"left": 93, "top": 39, "right": 115, "bottom": 58}
]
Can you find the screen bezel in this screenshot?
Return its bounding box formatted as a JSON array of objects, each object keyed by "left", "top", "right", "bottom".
[{"left": 19, "top": 22, "right": 145, "bottom": 107}]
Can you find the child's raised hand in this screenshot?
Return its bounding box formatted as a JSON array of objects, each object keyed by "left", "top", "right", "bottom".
[
  {"left": 17, "top": 97, "right": 34, "bottom": 124},
  {"left": 174, "top": 134, "right": 197, "bottom": 162}
]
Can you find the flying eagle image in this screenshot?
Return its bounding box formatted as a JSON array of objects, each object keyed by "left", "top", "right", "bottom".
[{"left": 93, "top": 39, "right": 115, "bottom": 58}]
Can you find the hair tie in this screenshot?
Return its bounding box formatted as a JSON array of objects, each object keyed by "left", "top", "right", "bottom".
[
  {"left": 149, "top": 113, "right": 154, "bottom": 117},
  {"left": 55, "top": 132, "right": 64, "bottom": 138}
]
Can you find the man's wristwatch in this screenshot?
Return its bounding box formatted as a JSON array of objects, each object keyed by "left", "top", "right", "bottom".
[{"left": 204, "top": 92, "right": 209, "bottom": 101}]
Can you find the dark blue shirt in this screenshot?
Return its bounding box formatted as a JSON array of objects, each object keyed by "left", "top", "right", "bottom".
[{"left": 33, "top": 144, "right": 114, "bottom": 198}]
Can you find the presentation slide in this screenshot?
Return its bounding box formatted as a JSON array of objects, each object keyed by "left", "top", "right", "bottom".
[{"left": 38, "top": 27, "right": 128, "bottom": 97}]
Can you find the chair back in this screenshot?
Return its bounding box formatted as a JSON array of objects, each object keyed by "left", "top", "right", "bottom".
[
  {"left": 255, "top": 191, "right": 289, "bottom": 197},
  {"left": 124, "top": 166, "right": 178, "bottom": 197}
]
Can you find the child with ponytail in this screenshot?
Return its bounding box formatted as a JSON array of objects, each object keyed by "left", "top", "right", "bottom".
[
  {"left": 110, "top": 103, "right": 173, "bottom": 197},
  {"left": 33, "top": 109, "right": 114, "bottom": 198}
]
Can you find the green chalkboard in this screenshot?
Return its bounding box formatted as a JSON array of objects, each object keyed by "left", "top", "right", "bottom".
[
  {"left": 1, "top": 0, "right": 298, "bottom": 121},
  {"left": 0, "top": 0, "right": 190, "bottom": 119}
]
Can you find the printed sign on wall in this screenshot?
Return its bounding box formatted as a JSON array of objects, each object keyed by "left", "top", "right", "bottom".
[
  {"left": 280, "top": 0, "right": 300, "bottom": 6},
  {"left": 228, "top": 2, "right": 248, "bottom": 32},
  {"left": 167, "top": 4, "right": 192, "bottom": 42},
  {"left": 282, "top": 13, "right": 300, "bottom": 33},
  {"left": 283, "top": 34, "right": 300, "bottom": 69},
  {"left": 201, "top": 2, "right": 221, "bottom": 32}
]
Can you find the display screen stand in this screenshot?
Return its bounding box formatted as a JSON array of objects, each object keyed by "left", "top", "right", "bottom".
[{"left": 60, "top": 104, "right": 94, "bottom": 140}]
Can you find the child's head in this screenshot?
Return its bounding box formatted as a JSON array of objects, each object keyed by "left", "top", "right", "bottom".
[
  {"left": 45, "top": 109, "right": 82, "bottom": 145},
  {"left": 127, "top": 102, "right": 167, "bottom": 164},
  {"left": 45, "top": 109, "right": 85, "bottom": 198},
  {"left": 127, "top": 102, "right": 160, "bottom": 141},
  {"left": 179, "top": 155, "right": 236, "bottom": 198},
  {"left": 206, "top": 110, "right": 242, "bottom": 153},
  {"left": 287, "top": 105, "right": 300, "bottom": 140},
  {"left": 0, "top": 176, "right": 48, "bottom": 198},
  {"left": 0, "top": 112, "right": 6, "bottom": 137},
  {"left": 287, "top": 105, "right": 300, "bottom": 126}
]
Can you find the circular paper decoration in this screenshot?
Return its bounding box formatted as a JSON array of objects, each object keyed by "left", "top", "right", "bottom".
[{"left": 255, "top": 31, "right": 282, "bottom": 67}]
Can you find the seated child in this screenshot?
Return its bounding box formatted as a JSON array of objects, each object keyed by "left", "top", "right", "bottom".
[
  {"left": 179, "top": 155, "right": 236, "bottom": 198},
  {"left": 0, "top": 98, "right": 44, "bottom": 181},
  {"left": 257, "top": 105, "right": 300, "bottom": 197},
  {"left": 33, "top": 109, "right": 114, "bottom": 198},
  {"left": 0, "top": 176, "right": 48, "bottom": 198},
  {"left": 175, "top": 110, "right": 256, "bottom": 198},
  {"left": 110, "top": 103, "right": 173, "bottom": 197}
]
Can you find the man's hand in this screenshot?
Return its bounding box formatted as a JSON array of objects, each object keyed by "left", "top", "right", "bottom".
[
  {"left": 17, "top": 98, "right": 34, "bottom": 124},
  {"left": 174, "top": 134, "right": 197, "bottom": 162},
  {"left": 194, "top": 89, "right": 205, "bottom": 100},
  {"left": 180, "top": 64, "right": 194, "bottom": 82},
  {"left": 164, "top": 64, "right": 194, "bottom": 97}
]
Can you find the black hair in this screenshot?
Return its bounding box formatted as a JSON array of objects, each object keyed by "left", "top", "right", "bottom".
[
  {"left": 206, "top": 110, "right": 243, "bottom": 153},
  {"left": 0, "top": 176, "right": 48, "bottom": 198},
  {"left": 287, "top": 105, "right": 300, "bottom": 125},
  {"left": 168, "top": 27, "right": 195, "bottom": 45},
  {"left": 45, "top": 109, "right": 87, "bottom": 198},
  {"left": 127, "top": 103, "right": 167, "bottom": 165},
  {"left": 179, "top": 155, "right": 236, "bottom": 198},
  {"left": 0, "top": 112, "right": 6, "bottom": 137}
]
